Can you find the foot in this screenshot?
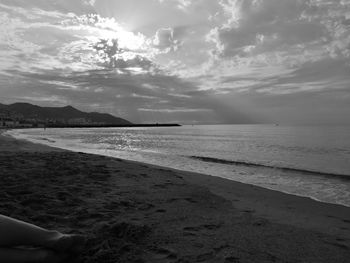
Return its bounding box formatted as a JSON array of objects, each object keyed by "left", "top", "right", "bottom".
[{"left": 47, "top": 232, "right": 85, "bottom": 253}]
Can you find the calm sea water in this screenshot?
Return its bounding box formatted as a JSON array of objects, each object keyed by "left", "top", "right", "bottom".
[{"left": 8, "top": 125, "right": 350, "bottom": 207}]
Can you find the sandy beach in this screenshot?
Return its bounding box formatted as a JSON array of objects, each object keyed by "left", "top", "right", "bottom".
[{"left": 0, "top": 131, "right": 350, "bottom": 262}]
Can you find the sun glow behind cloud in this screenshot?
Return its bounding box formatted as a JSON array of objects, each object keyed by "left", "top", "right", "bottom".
[
  {"left": 71, "top": 14, "right": 148, "bottom": 51},
  {"left": 0, "top": 5, "right": 176, "bottom": 74},
  {"left": 59, "top": 14, "right": 162, "bottom": 73}
]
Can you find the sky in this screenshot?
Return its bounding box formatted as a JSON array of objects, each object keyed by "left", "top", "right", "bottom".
[{"left": 0, "top": 0, "right": 350, "bottom": 124}]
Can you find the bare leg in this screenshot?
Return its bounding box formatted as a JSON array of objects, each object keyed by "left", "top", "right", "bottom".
[
  {"left": 0, "top": 214, "right": 85, "bottom": 252},
  {"left": 0, "top": 214, "right": 58, "bottom": 247},
  {"left": 0, "top": 248, "right": 64, "bottom": 263}
]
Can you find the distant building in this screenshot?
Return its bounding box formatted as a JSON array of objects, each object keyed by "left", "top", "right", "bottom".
[
  {"left": 1, "top": 118, "right": 20, "bottom": 127},
  {"left": 68, "top": 118, "right": 90, "bottom": 125},
  {"left": 19, "top": 122, "right": 33, "bottom": 128}
]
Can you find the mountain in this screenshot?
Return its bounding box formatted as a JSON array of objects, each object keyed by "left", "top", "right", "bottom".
[{"left": 0, "top": 103, "right": 132, "bottom": 125}]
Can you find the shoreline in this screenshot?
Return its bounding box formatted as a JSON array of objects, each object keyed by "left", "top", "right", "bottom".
[
  {"left": 4, "top": 130, "right": 350, "bottom": 235},
  {"left": 1, "top": 132, "right": 350, "bottom": 262},
  {"left": 6, "top": 128, "right": 350, "bottom": 209}
]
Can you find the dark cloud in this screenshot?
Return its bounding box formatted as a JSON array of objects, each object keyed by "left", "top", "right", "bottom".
[
  {"left": 267, "top": 58, "right": 350, "bottom": 86},
  {"left": 2, "top": 65, "right": 259, "bottom": 124}
]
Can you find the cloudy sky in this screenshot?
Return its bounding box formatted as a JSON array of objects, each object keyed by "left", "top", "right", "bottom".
[{"left": 1, "top": 0, "right": 350, "bottom": 124}]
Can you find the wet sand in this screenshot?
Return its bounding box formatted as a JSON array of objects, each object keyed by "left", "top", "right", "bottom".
[{"left": 1, "top": 131, "right": 350, "bottom": 262}]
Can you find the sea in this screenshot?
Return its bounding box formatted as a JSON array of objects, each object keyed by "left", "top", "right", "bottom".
[{"left": 7, "top": 125, "right": 350, "bottom": 207}]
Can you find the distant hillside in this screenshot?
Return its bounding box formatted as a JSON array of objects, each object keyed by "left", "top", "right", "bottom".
[{"left": 0, "top": 103, "right": 132, "bottom": 125}]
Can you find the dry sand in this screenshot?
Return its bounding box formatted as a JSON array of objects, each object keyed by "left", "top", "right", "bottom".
[{"left": 0, "top": 131, "right": 349, "bottom": 262}]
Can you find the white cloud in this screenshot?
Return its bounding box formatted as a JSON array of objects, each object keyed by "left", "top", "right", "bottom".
[
  {"left": 158, "top": 0, "right": 191, "bottom": 10},
  {"left": 153, "top": 27, "right": 181, "bottom": 52},
  {"left": 83, "top": 0, "right": 96, "bottom": 6},
  {"left": 199, "top": 0, "right": 350, "bottom": 95},
  {"left": 211, "top": 0, "right": 350, "bottom": 61},
  {"left": 0, "top": 9, "right": 180, "bottom": 74}
]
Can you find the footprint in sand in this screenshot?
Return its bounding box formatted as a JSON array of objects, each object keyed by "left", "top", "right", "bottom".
[
  {"left": 324, "top": 240, "right": 349, "bottom": 250},
  {"left": 184, "top": 197, "right": 197, "bottom": 203},
  {"left": 242, "top": 209, "right": 255, "bottom": 214},
  {"left": 183, "top": 223, "right": 222, "bottom": 232},
  {"left": 196, "top": 251, "right": 215, "bottom": 262},
  {"left": 252, "top": 219, "right": 268, "bottom": 226},
  {"left": 149, "top": 247, "right": 177, "bottom": 261},
  {"left": 225, "top": 256, "right": 240, "bottom": 263}
]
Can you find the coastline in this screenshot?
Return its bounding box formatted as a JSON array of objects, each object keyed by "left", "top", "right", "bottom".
[
  {"left": 1, "top": 132, "right": 350, "bottom": 262},
  {"left": 7, "top": 127, "right": 350, "bottom": 208}
]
